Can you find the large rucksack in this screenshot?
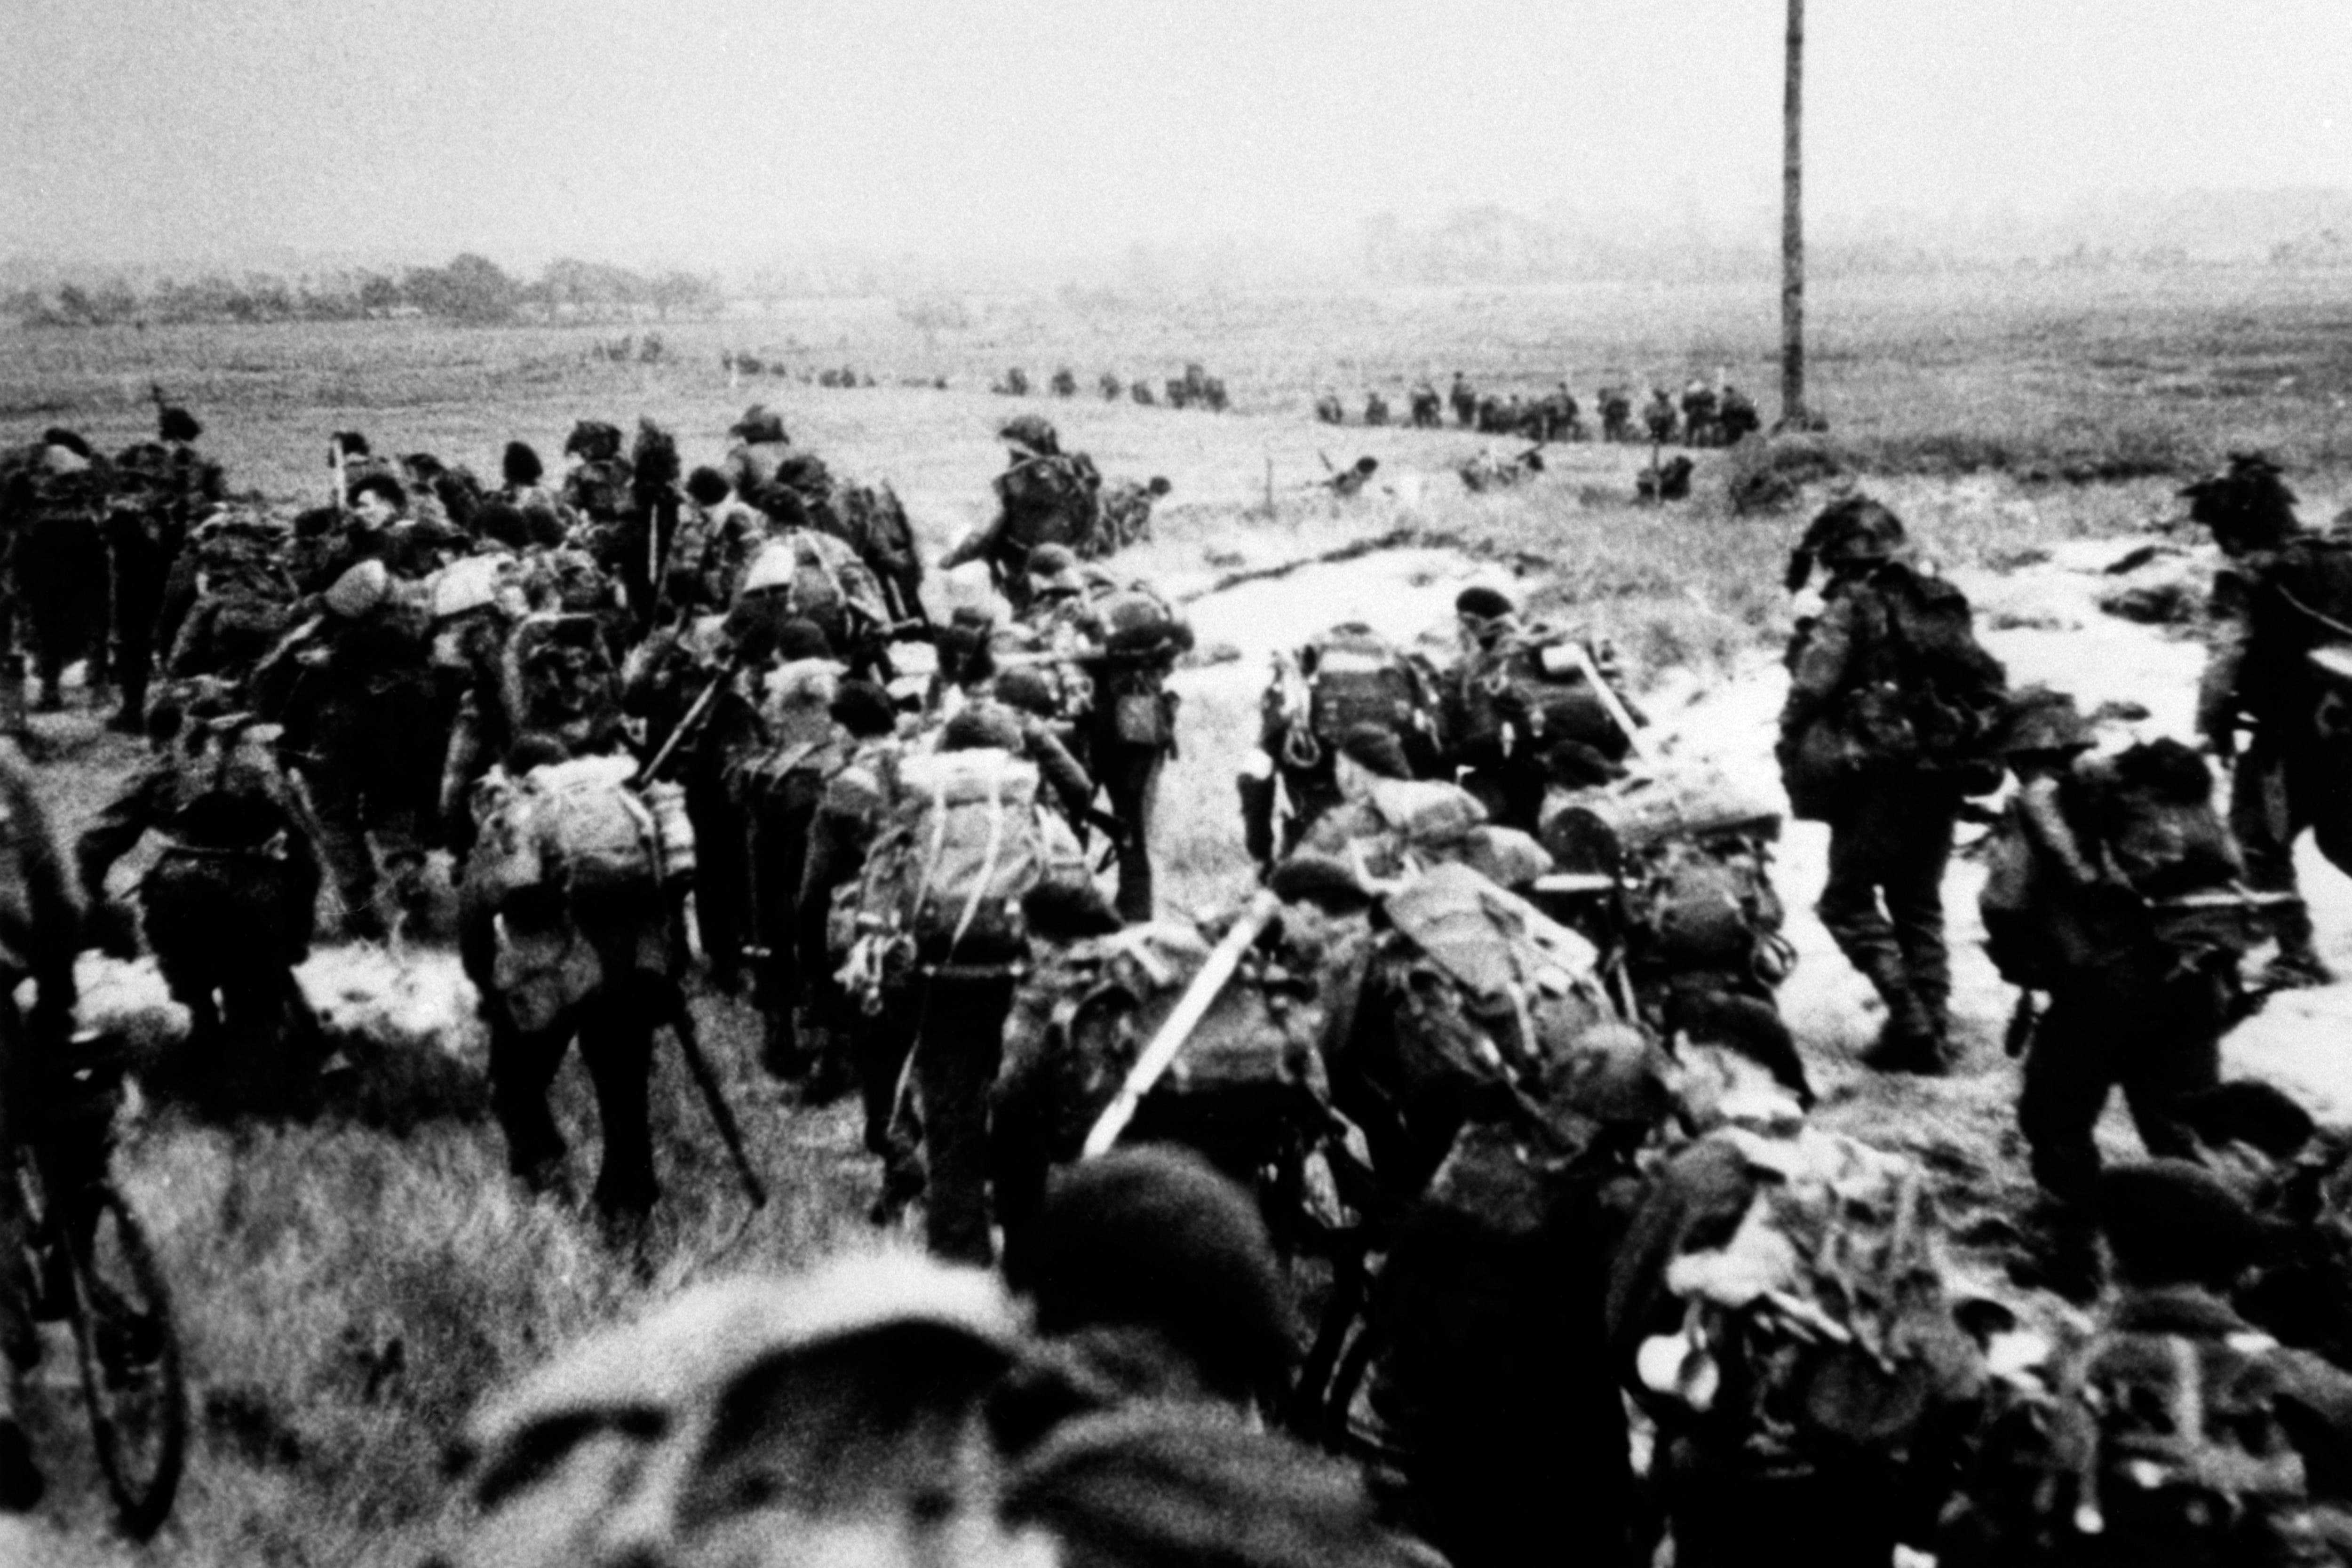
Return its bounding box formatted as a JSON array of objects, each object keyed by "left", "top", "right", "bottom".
[
  {"left": 500, "top": 613, "right": 623, "bottom": 755},
  {"left": 468, "top": 755, "right": 693, "bottom": 906},
  {"left": 1456, "top": 628, "right": 1636, "bottom": 760},
  {"left": 996, "top": 453, "right": 1102, "bottom": 551},
  {"left": 1948, "top": 1319, "right": 2317, "bottom": 1568},
  {"left": 848, "top": 747, "right": 1088, "bottom": 971},
  {"left": 737, "top": 530, "right": 891, "bottom": 644},
  {"left": 1327, "top": 862, "right": 1613, "bottom": 1205},
  {"left": 1286, "top": 625, "right": 1440, "bottom": 764},
  {"left": 1625, "top": 1128, "right": 1980, "bottom": 1464},
  {"left": 995, "top": 917, "right": 1335, "bottom": 1206},
  {"left": 1849, "top": 568, "right": 2010, "bottom": 777}
]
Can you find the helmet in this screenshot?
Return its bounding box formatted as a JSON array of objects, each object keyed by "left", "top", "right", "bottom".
[
  {"left": 729, "top": 403, "right": 787, "bottom": 445},
  {"left": 1545, "top": 1022, "right": 1675, "bottom": 1128},
  {"left": 1787, "top": 495, "right": 1907, "bottom": 591},
  {"left": 1999, "top": 686, "right": 2093, "bottom": 756},
  {"left": 2182, "top": 452, "right": 2299, "bottom": 553},
  {"left": 999, "top": 415, "right": 1060, "bottom": 457},
  {"left": 1813, "top": 498, "right": 1906, "bottom": 565},
  {"left": 323, "top": 559, "right": 391, "bottom": 619}
]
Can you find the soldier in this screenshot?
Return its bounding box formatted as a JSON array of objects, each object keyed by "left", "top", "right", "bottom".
[
  {"left": 1323, "top": 456, "right": 1379, "bottom": 499},
  {"left": 0, "top": 740, "right": 84, "bottom": 1512},
  {"left": 938, "top": 417, "right": 1101, "bottom": 615},
  {"left": 1025, "top": 549, "right": 1188, "bottom": 922},
  {"left": 1092, "top": 475, "right": 1171, "bottom": 556},
  {"left": 161, "top": 511, "right": 300, "bottom": 688},
  {"left": 496, "top": 441, "right": 569, "bottom": 547},
  {"left": 722, "top": 404, "right": 791, "bottom": 501},
  {"left": 106, "top": 404, "right": 220, "bottom": 732},
  {"left": 1375, "top": 1025, "right": 1671, "bottom": 1568},
  {"left": 1680, "top": 379, "right": 1719, "bottom": 446},
  {"left": 1443, "top": 586, "right": 1523, "bottom": 809},
  {"left": 1363, "top": 390, "right": 1390, "bottom": 427},
  {"left": 2188, "top": 453, "right": 2337, "bottom": 988},
  {"left": 1449, "top": 372, "right": 1476, "bottom": 429},
  {"left": 1718, "top": 383, "right": 1761, "bottom": 444},
  {"left": 4, "top": 434, "right": 111, "bottom": 716},
  {"left": 2009, "top": 736, "right": 2247, "bottom": 1275},
  {"left": 1408, "top": 380, "right": 1443, "bottom": 428},
  {"left": 794, "top": 680, "right": 918, "bottom": 1206},
  {"left": 1049, "top": 366, "right": 1078, "bottom": 398},
  {"left": 1314, "top": 391, "right": 1346, "bottom": 426},
  {"left": 1239, "top": 623, "right": 1444, "bottom": 869},
  {"left": 1942, "top": 1159, "right": 2352, "bottom": 1568},
  {"left": 665, "top": 466, "right": 771, "bottom": 613},
  {"left": 1129, "top": 379, "right": 1156, "bottom": 407},
  {"left": 271, "top": 560, "right": 441, "bottom": 939},
  {"left": 1643, "top": 387, "right": 1679, "bottom": 445},
  {"left": 1777, "top": 498, "right": 2007, "bottom": 1073},
  {"left": 1098, "top": 370, "right": 1122, "bottom": 401},
  {"left": 76, "top": 688, "right": 324, "bottom": 1115},
  {"left": 1599, "top": 384, "right": 1635, "bottom": 443}
]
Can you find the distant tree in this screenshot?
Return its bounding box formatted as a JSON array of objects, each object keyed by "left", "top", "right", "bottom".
[
  {"left": 357, "top": 271, "right": 405, "bottom": 316},
  {"left": 405, "top": 253, "right": 521, "bottom": 324},
  {"left": 648, "top": 270, "right": 719, "bottom": 318}
]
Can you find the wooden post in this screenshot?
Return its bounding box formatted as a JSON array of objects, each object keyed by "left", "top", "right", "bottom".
[{"left": 1780, "top": 0, "right": 1808, "bottom": 430}]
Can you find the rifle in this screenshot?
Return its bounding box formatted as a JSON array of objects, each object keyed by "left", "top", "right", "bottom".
[
  {"left": 667, "top": 995, "right": 768, "bottom": 1209},
  {"left": 637, "top": 668, "right": 727, "bottom": 786},
  {"left": 1083, "top": 890, "right": 1280, "bottom": 1157},
  {"left": 1557, "top": 640, "right": 1651, "bottom": 764}
]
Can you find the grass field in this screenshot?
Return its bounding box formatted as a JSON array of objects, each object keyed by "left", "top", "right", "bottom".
[{"left": 7, "top": 266, "right": 2352, "bottom": 1563}]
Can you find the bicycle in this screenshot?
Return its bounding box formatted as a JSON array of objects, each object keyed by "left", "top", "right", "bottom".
[{"left": 11, "top": 1033, "right": 187, "bottom": 1540}]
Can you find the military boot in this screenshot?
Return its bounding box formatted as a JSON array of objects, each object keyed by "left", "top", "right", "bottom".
[
  {"left": 2261, "top": 908, "right": 2335, "bottom": 990},
  {"left": 1859, "top": 987, "right": 1947, "bottom": 1076}
]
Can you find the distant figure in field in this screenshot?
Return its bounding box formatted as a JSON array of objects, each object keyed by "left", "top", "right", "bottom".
[{"left": 1449, "top": 373, "right": 1477, "bottom": 428}]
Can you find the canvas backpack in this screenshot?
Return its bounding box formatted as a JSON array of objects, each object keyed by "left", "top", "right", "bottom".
[
  {"left": 1841, "top": 567, "right": 2010, "bottom": 779},
  {"left": 1287, "top": 625, "right": 1438, "bottom": 764},
  {"left": 1635, "top": 1127, "right": 1979, "bottom": 1462},
  {"left": 850, "top": 747, "right": 1086, "bottom": 968},
  {"left": 1458, "top": 629, "right": 1634, "bottom": 759},
  {"left": 532, "top": 756, "right": 669, "bottom": 896},
  {"left": 501, "top": 613, "right": 622, "bottom": 754},
  {"left": 997, "top": 454, "right": 1102, "bottom": 551},
  {"left": 1631, "top": 836, "right": 1788, "bottom": 979},
  {"left": 999, "top": 917, "right": 1332, "bottom": 1167},
  {"left": 1954, "top": 1321, "right": 2319, "bottom": 1567}
]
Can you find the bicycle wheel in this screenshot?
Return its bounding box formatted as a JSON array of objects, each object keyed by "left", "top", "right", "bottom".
[{"left": 64, "top": 1183, "right": 187, "bottom": 1541}]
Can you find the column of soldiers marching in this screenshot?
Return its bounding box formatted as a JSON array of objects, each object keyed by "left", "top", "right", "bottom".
[{"left": 6, "top": 398, "right": 2352, "bottom": 1568}]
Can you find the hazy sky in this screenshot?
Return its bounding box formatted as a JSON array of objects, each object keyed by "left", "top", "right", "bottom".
[{"left": 4, "top": 0, "right": 2347, "bottom": 269}]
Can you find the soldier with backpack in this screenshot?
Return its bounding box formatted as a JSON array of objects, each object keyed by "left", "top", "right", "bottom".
[
  {"left": 1611, "top": 1119, "right": 1987, "bottom": 1568},
  {"left": 939, "top": 417, "right": 1104, "bottom": 615},
  {"left": 2191, "top": 453, "right": 2343, "bottom": 989},
  {"left": 1026, "top": 556, "right": 1192, "bottom": 922},
  {"left": 1446, "top": 587, "right": 1641, "bottom": 833},
  {"left": 76, "top": 685, "right": 325, "bottom": 1115},
  {"left": 460, "top": 738, "right": 697, "bottom": 1227},
  {"left": 1778, "top": 497, "right": 2008, "bottom": 1074},
  {"left": 833, "top": 704, "right": 1117, "bottom": 1262},
  {"left": 265, "top": 560, "right": 443, "bottom": 939},
  {"left": 2010, "top": 737, "right": 2251, "bottom": 1269},
  {"left": 1240, "top": 621, "right": 1446, "bottom": 868},
  {"left": 1941, "top": 1158, "right": 2352, "bottom": 1568}
]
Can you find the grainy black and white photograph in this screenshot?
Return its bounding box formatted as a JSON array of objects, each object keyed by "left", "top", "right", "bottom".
[{"left": 5, "top": 1, "right": 2352, "bottom": 1562}]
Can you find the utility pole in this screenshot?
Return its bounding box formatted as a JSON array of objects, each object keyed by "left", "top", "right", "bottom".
[{"left": 1780, "top": 0, "right": 1808, "bottom": 430}]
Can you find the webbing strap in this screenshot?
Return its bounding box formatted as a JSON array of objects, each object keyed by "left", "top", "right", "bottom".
[{"left": 947, "top": 753, "right": 1009, "bottom": 956}]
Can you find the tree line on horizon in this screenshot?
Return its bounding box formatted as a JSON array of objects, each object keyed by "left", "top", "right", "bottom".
[{"left": 2, "top": 254, "right": 725, "bottom": 329}]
